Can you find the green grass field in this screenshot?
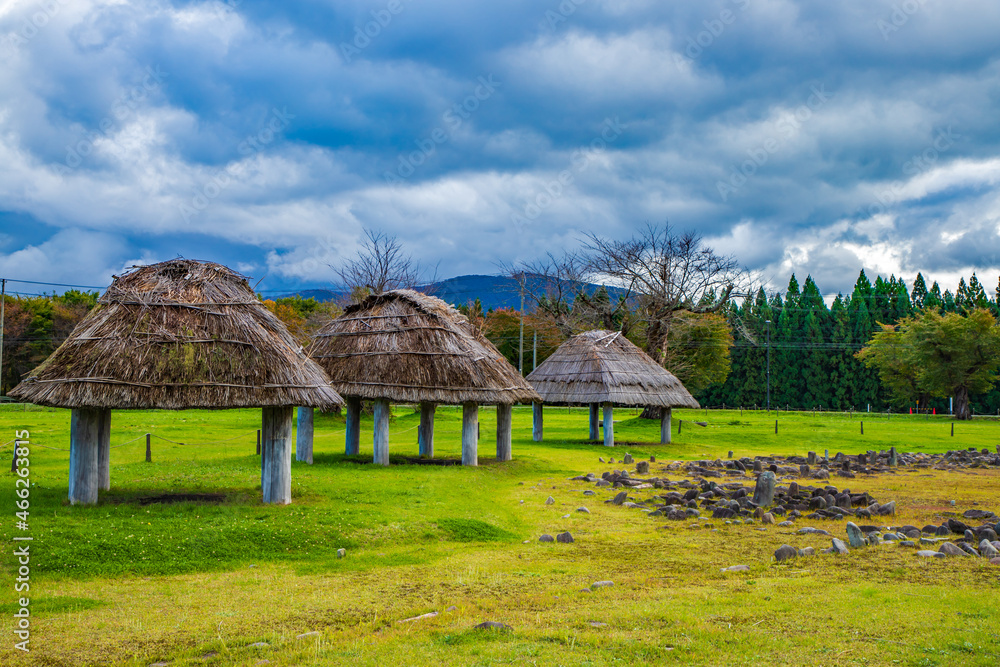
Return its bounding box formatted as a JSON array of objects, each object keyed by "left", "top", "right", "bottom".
[{"left": 1, "top": 404, "right": 998, "bottom": 666}]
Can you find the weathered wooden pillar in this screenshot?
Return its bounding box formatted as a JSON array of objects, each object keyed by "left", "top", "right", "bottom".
[
  {"left": 418, "top": 402, "right": 436, "bottom": 457},
  {"left": 661, "top": 407, "right": 672, "bottom": 445},
  {"left": 97, "top": 408, "right": 111, "bottom": 492},
  {"left": 345, "top": 396, "right": 361, "bottom": 456},
  {"left": 373, "top": 398, "right": 390, "bottom": 466},
  {"left": 261, "top": 406, "right": 293, "bottom": 504},
  {"left": 589, "top": 403, "right": 599, "bottom": 440},
  {"left": 496, "top": 403, "right": 512, "bottom": 462},
  {"left": 69, "top": 408, "right": 100, "bottom": 505},
  {"left": 462, "top": 402, "right": 479, "bottom": 466},
  {"left": 296, "top": 407, "right": 314, "bottom": 464},
  {"left": 532, "top": 401, "right": 543, "bottom": 442},
  {"left": 603, "top": 402, "right": 614, "bottom": 447}
]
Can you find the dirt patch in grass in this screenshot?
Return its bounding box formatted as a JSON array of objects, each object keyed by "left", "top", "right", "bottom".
[{"left": 127, "top": 492, "right": 229, "bottom": 505}]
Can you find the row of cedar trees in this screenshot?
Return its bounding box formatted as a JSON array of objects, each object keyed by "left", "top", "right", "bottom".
[
  {"left": 5, "top": 271, "right": 1000, "bottom": 415},
  {"left": 701, "top": 270, "right": 1000, "bottom": 414}
]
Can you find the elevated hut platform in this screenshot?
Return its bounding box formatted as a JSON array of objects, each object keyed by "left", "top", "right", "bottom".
[
  {"left": 10, "top": 260, "right": 341, "bottom": 505},
  {"left": 526, "top": 330, "right": 699, "bottom": 446},
  {"left": 307, "top": 289, "right": 539, "bottom": 466}
]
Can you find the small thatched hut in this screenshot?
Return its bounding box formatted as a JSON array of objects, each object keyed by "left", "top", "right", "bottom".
[
  {"left": 307, "top": 289, "right": 540, "bottom": 466},
  {"left": 9, "top": 260, "right": 342, "bottom": 505},
  {"left": 526, "top": 329, "right": 699, "bottom": 446}
]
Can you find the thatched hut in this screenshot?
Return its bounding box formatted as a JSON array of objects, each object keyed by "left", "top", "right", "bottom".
[
  {"left": 526, "top": 330, "right": 699, "bottom": 446},
  {"left": 9, "top": 260, "right": 342, "bottom": 505},
  {"left": 307, "top": 289, "right": 540, "bottom": 466}
]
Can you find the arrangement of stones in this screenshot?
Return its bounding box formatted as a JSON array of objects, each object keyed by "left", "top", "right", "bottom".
[{"left": 567, "top": 451, "right": 1000, "bottom": 565}]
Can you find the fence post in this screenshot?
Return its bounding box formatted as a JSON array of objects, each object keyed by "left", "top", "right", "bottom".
[
  {"left": 951, "top": 422, "right": 954, "bottom": 437},
  {"left": 860, "top": 421, "right": 864, "bottom": 435},
  {"left": 774, "top": 420, "right": 778, "bottom": 434},
  {"left": 257, "top": 429, "right": 261, "bottom": 455},
  {"left": 145, "top": 433, "right": 151, "bottom": 463}
]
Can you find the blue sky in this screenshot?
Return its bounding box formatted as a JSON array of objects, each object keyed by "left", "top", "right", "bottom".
[{"left": 1, "top": 0, "right": 999, "bottom": 297}]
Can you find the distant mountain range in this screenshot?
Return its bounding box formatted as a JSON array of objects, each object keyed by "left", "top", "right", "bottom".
[{"left": 276, "top": 274, "right": 626, "bottom": 311}]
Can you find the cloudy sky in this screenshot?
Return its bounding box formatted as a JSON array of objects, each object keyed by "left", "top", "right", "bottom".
[{"left": 1, "top": 0, "right": 999, "bottom": 297}]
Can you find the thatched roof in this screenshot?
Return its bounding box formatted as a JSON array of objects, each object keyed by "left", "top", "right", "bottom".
[
  {"left": 526, "top": 330, "right": 700, "bottom": 408},
  {"left": 307, "top": 289, "right": 540, "bottom": 405},
  {"left": 9, "top": 260, "right": 342, "bottom": 410}
]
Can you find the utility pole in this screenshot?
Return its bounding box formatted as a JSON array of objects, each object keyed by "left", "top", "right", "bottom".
[
  {"left": 765, "top": 319, "right": 771, "bottom": 412},
  {"left": 532, "top": 330, "right": 537, "bottom": 372},
  {"left": 518, "top": 278, "right": 524, "bottom": 374},
  {"left": 0, "top": 278, "right": 5, "bottom": 397}
]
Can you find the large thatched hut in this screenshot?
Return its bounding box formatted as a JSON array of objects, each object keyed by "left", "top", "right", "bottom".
[
  {"left": 9, "top": 260, "right": 342, "bottom": 505},
  {"left": 306, "top": 289, "right": 540, "bottom": 466},
  {"left": 526, "top": 329, "right": 699, "bottom": 446}
]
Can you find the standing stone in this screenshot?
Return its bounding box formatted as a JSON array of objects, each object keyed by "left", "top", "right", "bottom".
[
  {"left": 753, "top": 460, "right": 763, "bottom": 473},
  {"left": 788, "top": 482, "right": 799, "bottom": 496},
  {"left": 831, "top": 538, "right": 849, "bottom": 555},
  {"left": 636, "top": 460, "right": 649, "bottom": 474},
  {"left": 889, "top": 446, "right": 898, "bottom": 467},
  {"left": 623, "top": 453, "right": 634, "bottom": 464},
  {"left": 752, "top": 471, "right": 776, "bottom": 507},
  {"left": 846, "top": 522, "right": 865, "bottom": 548},
  {"left": 296, "top": 407, "right": 314, "bottom": 464},
  {"left": 807, "top": 451, "right": 817, "bottom": 465},
  {"left": 728, "top": 451, "right": 734, "bottom": 458},
  {"left": 800, "top": 464, "right": 810, "bottom": 476}
]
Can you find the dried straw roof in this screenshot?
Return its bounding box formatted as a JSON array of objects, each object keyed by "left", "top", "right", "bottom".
[
  {"left": 526, "top": 329, "right": 700, "bottom": 408},
  {"left": 9, "top": 260, "right": 342, "bottom": 410},
  {"left": 307, "top": 289, "right": 540, "bottom": 405}
]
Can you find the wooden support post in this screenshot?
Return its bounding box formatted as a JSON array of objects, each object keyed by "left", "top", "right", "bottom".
[
  {"left": 532, "top": 401, "right": 543, "bottom": 442},
  {"left": 68, "top": 408, "right": 100, "bottom": 505},
  {"left": 496, "top": 404, "right": 512, "bottom": 462},
  {"left": 462, "top": 402, "right": 479, "bottom": 466},
  {"left": 661, "top": 407, "right": 672, "bottom": 444},
  {"left": 97, "top": 408, "right": 111, "bottom": 492},
  {"left": 261, "top": 406, "right": 293, "bottom": 504},
  {"left": 345, "top": 397, "right": 361, "bottom": 456},
  {"left": 589, "top": 403, "right": 599, "bottom": 441},
  {"left": 145, "top": 433, "right": 151, "bottom": 462},
  {"left": 860, "top": 421, "right": 864, "bottom": 435},
  {"left": 418, "top": 402, "right": 436, "bottom": 457},
  {"left": 603, "top": 402, "right": 614, "bottom": 447},
  {"left": 256, "top": 430, "right": 261, "bottom": 455},
  {"left": 373, "top": 398, "right": 390, "bottom": 466},
  {"left": 296, "top": 407, "right": 314, "bottom": 464}
]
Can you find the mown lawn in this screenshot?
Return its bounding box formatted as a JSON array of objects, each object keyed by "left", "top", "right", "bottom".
[{"left": 1, "top": 405, "right": 998, "bottom": 666}]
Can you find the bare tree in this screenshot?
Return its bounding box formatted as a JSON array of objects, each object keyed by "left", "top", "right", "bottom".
[
  {"left": 500, "top": 251, "right": 633, "bottom": 337},
  {"left": 333, "top": 229, "right": 422, "bottom": 303},
  {"left": 583, "top": 223, "right": 750, "bottom": 416}
]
